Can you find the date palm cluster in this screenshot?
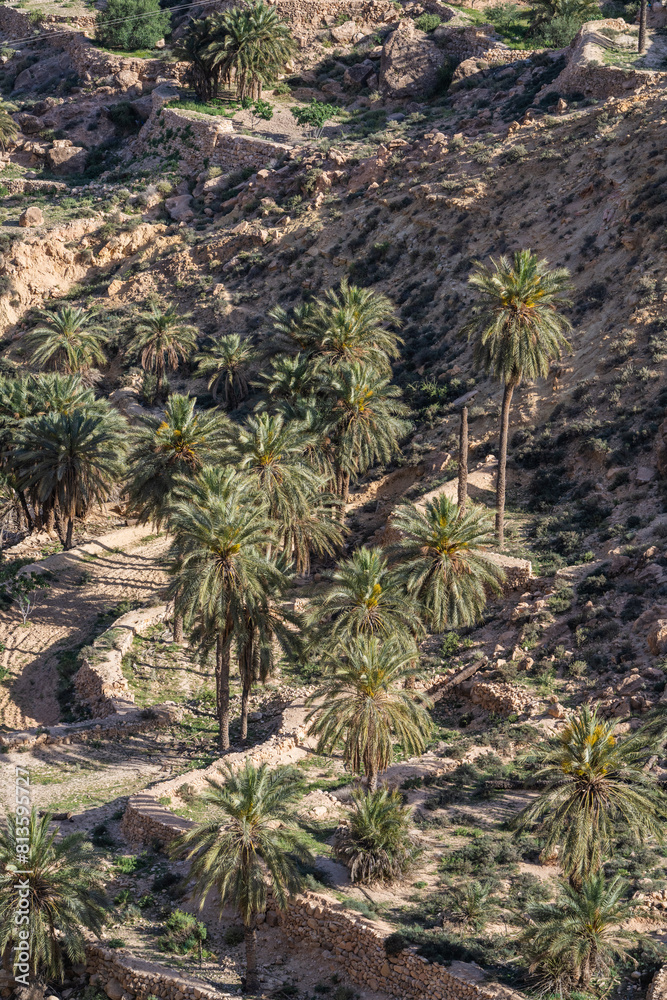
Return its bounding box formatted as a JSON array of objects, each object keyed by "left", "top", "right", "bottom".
[
  {"left": 174, "top": 1, "right": 296, "bottom": 102},
  {"left": 2, "top": 251, "right": 664, "bottom": 998}
]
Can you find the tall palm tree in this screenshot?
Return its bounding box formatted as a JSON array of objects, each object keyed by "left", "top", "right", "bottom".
[
  {"left": 173, "top": 17, "right": 221, "bottom": 101},
  {"left": 12, "top": 406, "right": 127, "bottom": 548},
  {"left": 0, "top": 808, "right": 106, "bottom": 981},
  {"left": 306, "top": 635, "right": 432, "bottom": 790},
  {"left": 306, "top": 280, "right": 401, "bottom": 374},
  {"left": 208, "top": 1, "right": 296, "bottom": 100},
  {"left": 194, "top": 334, "right": 256, "bottom": 409},
  {"left": 268, "top": 282, "right": 400, "bottom": 374},
  {"left": 24, "top": 307, "right": 107, "bottom": 380},
  {"left": 307, "top": 547, "right": 420, "bottom": 653},
  {"left": 388, "top": 496, "right": 505, "bottom": 632},
  {"left": 127, "top": 303, "right": 197, "bottom": 394},
  {"left": 463, "top": 250, "right": 572, "bottom": 546},
  {"left": 326, "top": 362, "right": 410, "bottom": 502},
  {"left": 168, "top": 467, "right": 280, "bottom": 750},
  {"left": 223, "top": 411, "right": 342, "bottom": 571},
  {"left": 522, "top": 874, "right": 631, "bottom": 987},
  {"left": 175, "top": 761, "right": 311, "bottom": 992},
  {"left": 126, "top": 394, "right": 227, "bottom": 531},
  {"left": 510, "top": 708, "right": 666, "bottom": 885}
]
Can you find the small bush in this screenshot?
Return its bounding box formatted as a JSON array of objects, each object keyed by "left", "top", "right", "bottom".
[
  {"left": 415, "top": 12, "right": 441, "bottom": 30},
  {"left": 158, "top": 910, "right": 207, "bottom": 958},
  {"left": 568, "top": 659, "right": 588, "bottom": 678},
  {"left": 384, "top": 931, "right": 407, "bottom": 956},
  {"left": 536, "top": 13, "right": 583, "bottom": 47},
  {"left": 224, "top": 925, "right": 245, "bottom": 946}
]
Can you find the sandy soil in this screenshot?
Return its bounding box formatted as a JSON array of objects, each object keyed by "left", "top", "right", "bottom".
[{"left": 0, "top": 525, "right": 169, "bottom": 730}]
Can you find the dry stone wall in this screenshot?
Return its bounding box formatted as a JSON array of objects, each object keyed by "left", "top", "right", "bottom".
[
  {"left": 542, "top": 19, "right": 664, "bottom": 99},
  {"left": 134, "top": 106, "right": 291, "bottom": 174},
  {"left": 0, "top": 603, "right": 178, "bottom": 751},
  {"left": 648, "top": 968, "right": 667, "bottom": 1000},
  {"left": 279, "top": 891, "right": 499, "bottom": 1000},
  {"left": 85, "top": 943, "right": 235, "bottom": 1000}
]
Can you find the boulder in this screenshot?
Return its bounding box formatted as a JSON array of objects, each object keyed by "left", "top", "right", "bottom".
[
  {"left": 12, "top": 52, "right": 74, "bottom": 93},
  {"left": 379, "top": 19, "right": 445, "bottom": 98},
  {"left": 103, "top": 981, "right": 126, "bottom": 1000},
  {"left": 330, "top": 19, "right": 359, "bottom": 43},
  {"left": 114, "top": 69, "right": 140, "bottom": 91},
  {"left": 46, "top": 141, "right": 87, "bottom": 175},
  {"left": 15, "top": 113, "right": 41, "bottom": 135},
  {"left": 343, "top": 59, "right": 376, "bottom": 87},
  {"left": 164, "top": 194, "right": 194, "bottom": 222},
  {"left": 648, "top": 620, "right": 667, "bottom": 656},
  {"left": 636, "top": 465, "right": 656, "bottom": 484},
  {"left": 18, "top": 206, "right": 43, "bottom": 227},
  {"left": 129, "top": 94, "right": 153, "bottom": 121}
]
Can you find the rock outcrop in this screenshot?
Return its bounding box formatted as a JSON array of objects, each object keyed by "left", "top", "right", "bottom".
[{"left": 379, "top": 19, "right": 445, "bottom": 97}]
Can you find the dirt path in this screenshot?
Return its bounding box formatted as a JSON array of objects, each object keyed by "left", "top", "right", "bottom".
[{"left": 0, "top": 526, "right": 169, "bottom": 730}]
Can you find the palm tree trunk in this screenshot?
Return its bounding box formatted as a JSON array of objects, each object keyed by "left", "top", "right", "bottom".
[
  {"left": 368, "top": 764, "right": 378, "bottom": 792},
  {"left": 241, "top": 674, "right": 251, "bottom": 741},
  {"left": 639, "top": 0, "right": 647, "bottom": 52},
  {"left": 457, "top": 404, "right": 469, "bottom": 512},
  {"left": 342, "top": 471, "right": 350, "bottom": 504},
  {"left": 17, "top": 490, "right": 33, "bottom": 532},
  {"left": 216, "top": 630, "right": 231, "bottom": 751},
  {"left": 495, "top": 382, "right": 515, "bottom": 548},
  {"left": 65, "top": 502, "right": 75, "bottom": 550},
  {"left": 174, "top": 613, "right": 183, "bottom": 644},
  {"left": 244, "top": 920, "right": 258, "bottom": 994}
]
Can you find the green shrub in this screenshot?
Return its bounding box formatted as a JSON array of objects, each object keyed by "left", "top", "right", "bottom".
[
  {"left": 224, "top": 925, "right": 245, "bottom": 946},
  {"left": 568, "top": 659, "right": 587, "bottom": 678},
  {"left": 158, "top": 909, "right": 207, "bottom": 958},
  {"left": 536, "top": 13, "right": 582, "bottom": 46},
  {"left": 108, "top": 101, "right": 142, "bottom": 133},
  {"left": 96, "top": 0, "right": 170, "bottom": 51},
  {"left": 415, "top": 12, "right": 441, "bottom": 30}
]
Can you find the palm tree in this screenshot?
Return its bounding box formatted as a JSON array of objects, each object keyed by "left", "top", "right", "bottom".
[
  {"left": 0, "top": 106, "right": 17, "bottom": 151},
  {"left": 307, "top": 547, "right": 420, "bottom": 653},
  {"left": 24, "top": 307, "right": 107, "bottom": 380},
  {"left": 254, "top": 353, "right": 320, "bottom": 410},
  {"left": 306, "top": 635, "right": 432, "bottom": 790},
  {"left": 194, "top": 334, "right": 256, "bottom": 409},
  {"left": 168, "top": 467, "right": 280, "bottom": 750},
  {"left": 126, "top": 394, "right": 227, "bottom": 531},
  {"left": 306, "top": 279, "right": 401, "bottom": 374},
  {"left": 223, "top": 411, "right": 342, "bottom": 571},
  {"left": 173, "top": 17, "right": 221, "bottom": 101},
  {"left": 208, "top": 1, "right": 296, "bottom": 100},
  {"left": 510, "top": 708, "right": 666, "bottom": 885},
  {"left": 522, "top": 874, "right": 631, "bottom": 987},
  {"left": 0, "top": 808, "right": 106, "bottom": 981},
  {"left": 127, "top": 303, "right": 197, "bottom": 394},
  {"left": 326, "top": 362, "right": 410, "bottom": 502},
  {"left": 12, "top": 406, "right": 127, "bottom": 548},
  {"left": 463, "top": 250, "right": 572, "bottom": 546},
  {"left": 175, "top": 761, "right": 312, "bottom": 993},
  {"left": 388, "top": 496, "right": 505, "bottom": 632},
  {"left": 333, "top": 786, "right": 416, "bottom": 884},
  {"left": 268, "top": 282, "right": 400, "bottom": 374}
]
